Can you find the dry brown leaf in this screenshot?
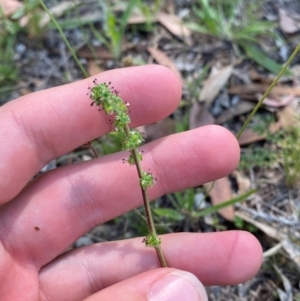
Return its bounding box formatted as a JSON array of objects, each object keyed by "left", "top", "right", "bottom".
[
  {"left": 279, "top": 9, "right": 300, "bottom": 34},
  {"left": 147, "top": 47, "right": 183, "bottom": 83},
  {"left": 0, "top": 0, "right": 22, "bottom": 17},
  {"left": 229, "top": 84, "right": 300, "bottom": 110},
  {"left": 87, "top": 60, "right": 103, "bottom": 76},
  {"left": 128, "top": 14, "right": 147, "bottom": 24},
  {"left": 204, "top": 177, "right": 234, "bottom": 221},
  {"left": 277, "top": 104, "right": 297, "bottom": 129},
  {"left": 238, "top": 105, "right": 295, "bottom": 145},
  {"left": 189, "top": 102, "right": 215, "bottom": 129},
  {"left": 232, "top": 171, "right": 251, "bottom": 194},
  {"left": 78, "top": 43, "right": 132, "bottom": 60},
  {"left": 238, "top": 129, "right": 267, "bottom": 145},
  {"left": 248, "top": 68, "right": 274, "bottom": 84},
  {"left": 157, "top": 12, "right": 191, "bottom": 41},
  {"left": 77, "top": 46, "right": 113, "bottom": 60},
  {"left": 238, "top": 121, "right": 281, "bottom": 145},
  {"left": 200, "top": 65, "right": 233, "bottom": 107},
  {"left": 216, "top": 100, "right": 255, "bottom": 124},
  {"left": 129, "top": 13, "right": 158, "bottom": 24},
  {"left": 257, "top": 94, "right": 295, "bottom": 108}
]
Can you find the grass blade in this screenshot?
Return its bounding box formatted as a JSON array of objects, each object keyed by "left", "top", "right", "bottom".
[
  {"left": 38, "top": 0, "right": 88, "bottom": 78},
  {"left": 194, "top": 189, "right": 257, "bottom": 218}
]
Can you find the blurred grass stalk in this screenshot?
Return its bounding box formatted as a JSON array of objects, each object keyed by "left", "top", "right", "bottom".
[
  {"left": 237, "top": 43, "right": 300, "bottom": 139},
  {"left": 38, "top": 0, "right": 88, "bottom": 77}
]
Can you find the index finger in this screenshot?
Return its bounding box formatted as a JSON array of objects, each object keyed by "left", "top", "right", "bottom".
[{"left": 0, "top": 65, "right": 181, "bottom": 205}]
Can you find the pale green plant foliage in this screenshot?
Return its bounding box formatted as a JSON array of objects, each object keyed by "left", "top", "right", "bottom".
[
  {"left": 93, "top": 132, "right": 123, "bottom": 156},
  {"left": 162, "top": 189, "right": 198, "bottom": 222},
  {"left": 239, "top": 118, "right": 300, "bottom": 188},
  {"left": 0, "top": 35, "right": 18, "bottom": 88},
  {"left": 189, "top": 0, "right": 274, "bottom": 41},
  {"left": 14, "top": 0, "right": 300, "bottom": 249},
  {"left": 89, "top": 81, "right": 167, "bottom": 267},
  {"left": 154, "top": 187, "right": 256, "bottom": 226},
  {"left": 234, "top": 216, "right": 258, "bottom": 233},
  {"left": 0, "top": 6, "right": 19, "bottom": 90},
  {"left": 239, "top": 146, "right": 277, "bottom": 170},
  {"left": 235, "top": 42, "right": 300, "bottom": 188},
  {"left": 187, "top": 0, "right": 284, "bottom": 74},
  {"left": 237, "top": 43, "right": 300, "bottom": 139},
  {"left": 142, "top": 234, "right": 161, "bottom": 247},
  {"left": 6, "top": 0, "right": 43, "bottom": 38},
  {"left": 239, "top": 115, "right": 278, "bottom": 169},
  {"left": 95, "top": 0, "right": 137, "bottom": 59},
  {"left": 89, "top": 81, "right": 153, "bottom": 187},
  {"left": 278, "top": 120, "right": 300, "bottom": 188},
  {"left": 21, "top": 0, "right": 43, "bottom": 37},
  {"left": 0, "top": 0, "right": 44, "bottom": 94},
  {"left": 135, "top": 0, "right": 162, "bottom": 31}
]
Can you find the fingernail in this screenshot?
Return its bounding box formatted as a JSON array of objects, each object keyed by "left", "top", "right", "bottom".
[{"left": 148, "top": 271, "right": 207, "bottom": 301}]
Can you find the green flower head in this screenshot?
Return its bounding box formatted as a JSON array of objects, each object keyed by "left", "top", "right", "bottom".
[
  {"left": 89, "top": 81, "right": 129, "bottom": 117},
  {"left": 143, "top": 235, "right": 161, "bottom": 247},
  {"left": 122, "top": 130, "right": 144, "bottom": 150},
  {"left": 140, "top": 171, "right": 155, "bottom": 189}
]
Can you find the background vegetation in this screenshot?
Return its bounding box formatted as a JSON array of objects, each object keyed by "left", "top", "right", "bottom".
[{"left": 1, "top": 0, "right": 300, "bottom": 299}]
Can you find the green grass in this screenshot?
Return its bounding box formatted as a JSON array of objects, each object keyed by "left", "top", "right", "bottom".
[
  {"left": 95, "top": 0, "right": 137, "bottom": 60},
  {"left": 0, "top": 7, "right": 19, "bottom": 91},
  {"left": 239, "top": 117, "right": 300, "bottom": 188},
  {"left": 0, "top": 35, "right": 18, "bottom": 87},
  {"left": 277, "top": 120, "right": 300, "bottom": 188},
  {"left": 0, "top": 0, "right": 46, "bottom": 97},
  {"left": 187, "top": 0, "right": 285, "bottom": 74}
]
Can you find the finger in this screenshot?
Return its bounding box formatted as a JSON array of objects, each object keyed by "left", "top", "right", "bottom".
[
  {"left": 82, "top": 269, "right": 207, "bottom": 301},
  {"left": 0, "top": 65, "right": 181, "bottom": 204},
  {"left": 39, "top": 232, "right": 261, "bottom": 301},
  {"left": 0, "top": 126, "right": 240, "bottom": 267}
]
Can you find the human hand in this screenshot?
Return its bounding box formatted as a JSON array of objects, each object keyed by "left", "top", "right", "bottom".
[{"left": 0, "top": 65, "right": 262, "bottom": 301}]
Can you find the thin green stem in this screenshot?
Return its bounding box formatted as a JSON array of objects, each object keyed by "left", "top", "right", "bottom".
[
  {"left": 89, "top": 79, "right": 167, "bottom": 267},
  {"left": 124, "top": 125, "right": 167, "bottom": 267},
  {"left": 38, "top": 0, "right": 88, "bottom": 78},
  {"left": 237, "top": 43, "right": 300, "bottom": 140}
]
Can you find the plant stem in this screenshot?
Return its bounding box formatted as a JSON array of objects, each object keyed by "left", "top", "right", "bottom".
[
  {"left": 237, "top": 43, "right": 300, "bottom": 139},
  {"left": 124, "top": 125, "right": 167, "bottom": 267}
]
